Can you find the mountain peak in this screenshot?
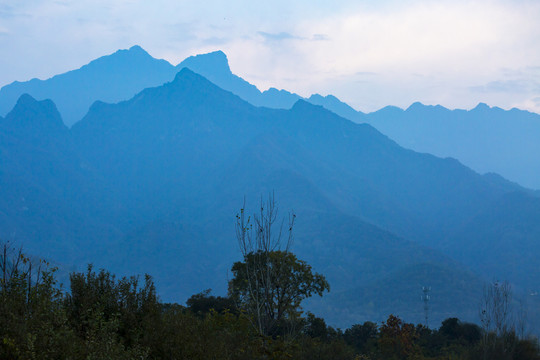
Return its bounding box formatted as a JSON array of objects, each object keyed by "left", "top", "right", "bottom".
[
  {"left": 173, "top": 67, "right": 205, "bottom": 83},
  {"left": 13, "top": 93, "right": 58, "bottom": 116},
  {"left": 406, "top": 102, "right": 450, "bottom": 113},
  {"left": 128, "top": 45, "right": 146, "bottom": 53},
  {"left": 406, "top": 101, "right": 425, "bottom": 111},
  {"left": 177, "top": 50, "right": 232, "bottom": 75},
  {"left": 117, "top": 67, "right": 232, "bottom": 109},
  {"left": 263, "top": 87, "right": 294, "bottom": 96},
  {"left": 5, "top": 94, "right": 65, "bottom": 131},
  {"left": 82, "top": 45, "right": 159, "bottom": 72},
  {"left": 307, "top": 93, "right": 364, "bottom": 119},
  {"left": 112, "top": 45, "right": 151, "bottom": 58},
  {"left": 206, "top": 50, "right": 227, "bottom": 60},
  {"left": 291, "top": 99, "right": 324, "bottom": 112},
  {"left": 473, "top": 102, "right": 490, "bottom": 111},
  {"left": 16, "top": 93, "right": 40, "bottom": 107},
  {"left": 374, "top": 105, "right": 405, "bottom": 116}
]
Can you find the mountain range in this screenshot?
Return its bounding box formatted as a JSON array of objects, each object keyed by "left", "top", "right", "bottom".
[
  {"left": 2, "top": 46, "right": 539, "bottom": 189},
  {"left": 1, "top": 48, "right": 539, "bottom": 330}
]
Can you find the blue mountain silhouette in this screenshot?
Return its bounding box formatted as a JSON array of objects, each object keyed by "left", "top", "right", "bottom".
[
  {"left": 2, "top": 46, "right": 537, "bottom": 190},
  {"left": 0, "top": 46, "right": 177, "bottom": 126},
  {"left": 2, "top": 70, "right": 540, "bottom": 328}
]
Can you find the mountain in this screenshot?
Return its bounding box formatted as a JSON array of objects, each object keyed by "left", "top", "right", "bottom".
[
  {"left": 173, "top": 50, "right": 540, "bottom": 191},
  {"left": 307, "top": 94, "right": 363, "bottom": 120},
  {"left": 2, "top": 69, "right": 540, "bottom": 330},
  {"left": 71, "top": 70, "right": 519, "bottom": 249},
  {"left": 0, "top": 46, "right": 358, "bottom": 127},
  {"left": 176, "top": 51, "right": 262, "bottom": 105},
  {"left": 177, "top": 50, "right": 304, "bottom": 109},
  {"left": 177, "top": 53, "right": 540, "bottom": 190},
  {"left": 0, "top": 46, "right": 177, "bottom": 126},
  {"left": 67, "top": 68, "right": 484, "bottom": 323},
  {"left": 3, "top": 46, "right": 538, "bottom": 191},
  {"left": 176, "top": 51, "right": 364, "bottom": 116},
  {"left": 362, "top": 102, "right": 540, "bottom": 190},
  {"left": 442, "top": 191, "right": 540, "bottom": 290},
  {"left": 310, "top": 262, "right": 486, "bottom": 328},
  {"left": 0, "top": 95, "right": 120, "bottom": 262}
]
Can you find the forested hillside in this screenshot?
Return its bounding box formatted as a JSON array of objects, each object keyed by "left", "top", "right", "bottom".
[
  {"left": 2, "top": 240, "right": 538, "bottom": 360},
  {"left": 1, "top": 68, "right": 540, "bottom": 329}
]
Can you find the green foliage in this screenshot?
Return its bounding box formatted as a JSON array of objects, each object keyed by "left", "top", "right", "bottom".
[
  {"left": 514, "top": 337, "right": 540, "bottom": 360},
  {"left": 304, "top": 312, "right": 331, "bottom": 339},
  {"left": 378, "top": 314, "right": 421, "bottom": 360},
  {"left": 1, "top": 241, "right": 539, "bottom": 360},
  {"left": 0, "top": 242, "right": 76, "bottom": 359},
  {"left": 229, "top": 250, "right": 329, "bottom": 336},
  {"left": 64, "top": 264, "right": 160, "bottom": 358},
  {"left": 186, "top": 288, "right": 237, "bottom": 316},
  {"left": 439, "top": 317, "right": 481, "bottom": 345},
  {"left": 343, "top": 321, "right": 378, "bottom": 355}
]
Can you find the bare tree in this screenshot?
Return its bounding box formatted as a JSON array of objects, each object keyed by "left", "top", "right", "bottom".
[
  {"left": 1, "top": 240, "right": 47, "bottom": 301},
  {"left": 235, "top": 193, "right": 295, "bottom": 257},
  {"left": 515, "top": 299, "right": 528, "bottom": 340},
  {"left": 231, "top": 194, "right": 329, "bottom": 338},
  {"left": 479, "top": 280, "right": 518, "bottom": 360},
  {"left": 232, "top": 193, "right": 296, "bottom": 336}
]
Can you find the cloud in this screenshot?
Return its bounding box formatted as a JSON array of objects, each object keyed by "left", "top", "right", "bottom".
[
  {"left": 300, "top": 1, "right": 540, "bottom": 75},
  {"left": 163, "top": 22, "right": 198, "bottom": 42},
  {"left": 0, "top": 4, "right": 31, "bottom": 20},
  {"left": 311, "top": 34, "right": 329, "bottom": 41},
  {"left": 355, "top": 71, "right": 377, "bottom": 76},
  {"left": 201, "top": 37, "right": 231, "bottom": 46},
  {"left": 1, "top": 0, "right": 540, "bottom": 115},
  {"left": 257, "top": 31, "right": 300, "bottom": 42},
  {"left": 511, "top": 96, "right": 540, "bottom": 114},
  {"left": 470, "top": 79, "right": 540, "bottom": 94},
  {"left": 222, "top": 0, "right": 540, "bottom": 113}
]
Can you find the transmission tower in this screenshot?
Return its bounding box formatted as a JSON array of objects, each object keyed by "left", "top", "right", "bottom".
[{"left": 422, "top": 286, "right": 431, "bottom": 328}]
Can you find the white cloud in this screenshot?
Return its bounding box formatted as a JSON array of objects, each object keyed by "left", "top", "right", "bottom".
[
  {"left": 257, "top": 32, "right": 300, "bottom": 42},
  {"left": 0, "top": 0, "right": 539, "bottom": 113},
  {"left": 219, "top": 0, "right": 540, "bottom": 113}
]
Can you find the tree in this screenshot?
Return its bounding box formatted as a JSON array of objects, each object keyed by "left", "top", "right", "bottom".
[
  {"left": 229, "top": 195, "right": 329, "bottom": 337},
  {"left": 479, "top": 280, "right": 521, "bottom": 360},
  {"left": 0, "top": 241, "right": 76, "bottom": 359},
  {"left": 186, "top": 289, "right": 237, "bottom": 316},
  {"left": 65, "top": 265, "right": 159, "bottom": 358},
  {"left": 229, "top": 250, "right": 329, "bottom": 336},
  {"left": 439, "top": 317, "right": 481, "bottom": 345},
  {"left": 343, "top": 321, "right": 378, "bottom": 354},
  {"left": 480, "top": 281, "right": 513, "bottom": 338},
  {"left": 378, "top": 314, "right": 420, "bottom": 360}
]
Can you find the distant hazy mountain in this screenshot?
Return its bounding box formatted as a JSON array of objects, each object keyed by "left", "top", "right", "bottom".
[
  {"left": 71, "top": 69, "right": 518, "bottom": 250},
  {"left": 0, "top": 46, "right": 177, "bottom": 126},
  {"left": 3, "top": 70, "right": 540, "bottom": 329},
  {"left": 0, "top": 95, "right": 119, "bottom": 262},
  {"left": 176, "top": 51, "right": 262, "bottom": 106},
  {"left": 312, "top": 262, "right": 486, "bottom": 328},
  {"left": 307, "top": 93, "right": 362, "bottom": 120},
  {"left": 177, "top": 51, "right": 367, "bottom": 115},
  {"left": 0, "top": 46, "right": 357, "bottom": 126},
  {"left": 362, "top": 103, "right": 540, "bottom": 190},
  {"left": 2, "top": 46, "right": 538, "bottom": 190},
  {"left": 174, "top": 50, "right": 540, "bottom": 190}
]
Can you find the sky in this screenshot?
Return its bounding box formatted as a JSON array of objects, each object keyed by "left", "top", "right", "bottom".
[{"left": 1, "top": 0, "right": 540, "bottom": 113}]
